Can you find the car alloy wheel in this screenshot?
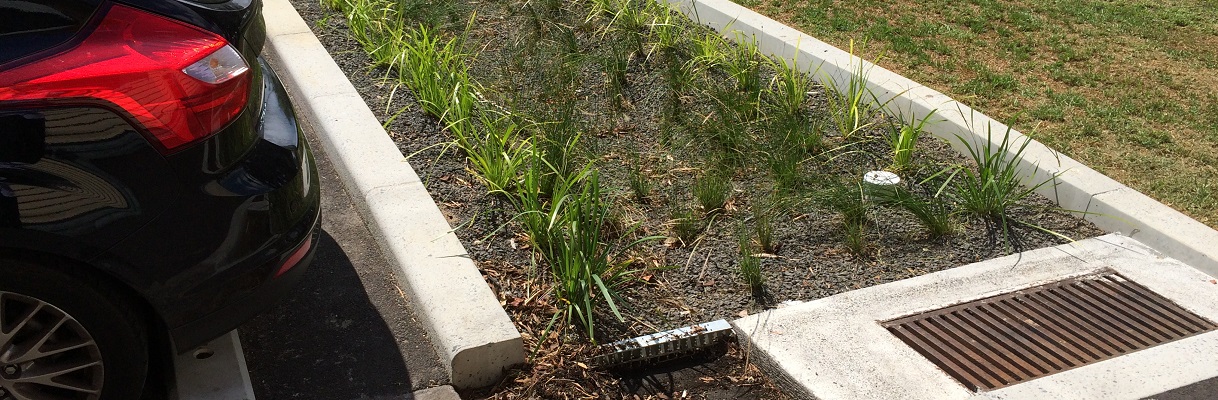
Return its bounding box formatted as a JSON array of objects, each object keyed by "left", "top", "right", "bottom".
[{"left": 0, "top": 292, "right": 104, "bottom": 400}]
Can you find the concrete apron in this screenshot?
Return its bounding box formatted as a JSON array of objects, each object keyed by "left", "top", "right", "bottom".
[{"left": 734, "top": 234, "right": 1218, "bottom": 399}]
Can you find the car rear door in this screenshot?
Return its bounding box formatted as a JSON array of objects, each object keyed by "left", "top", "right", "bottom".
[{"left": 0, "top": 1, "right": 178, "bottom": 260}]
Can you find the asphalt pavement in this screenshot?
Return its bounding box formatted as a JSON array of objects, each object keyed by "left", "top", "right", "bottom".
[{"left": 238, "top": 124, "right": 448, "bottom": 399}]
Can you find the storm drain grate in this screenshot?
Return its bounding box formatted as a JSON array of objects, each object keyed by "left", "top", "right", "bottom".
[{"left": 883, "top": 271, "right": 1217, "bottom": 391}]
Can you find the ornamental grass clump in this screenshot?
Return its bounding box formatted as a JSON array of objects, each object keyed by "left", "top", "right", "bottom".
[
  {"left": 395, "top": 25, "right": 478, "bottom": 131},
  {"left": 325, "top": 0, "right": 478, "bottom": 134},
  {"left": 706, "top": 88, "right": 756, "bottom": 163},
  {"left": 601, "top": 43, "right": 631, "bottom": 111},
  {"left": 463, "top": 113, "right": 532, "bottom": 194},
  {"left": 953, "top": 124, "right": 1056, "bottom": 224},
  {"left": 542, "top": 171, "right": 655, "bottom": 341},
  {"left": 724, "top": 33, "right": 763, "bottom": 95},
  {"left": 751, "top": 197, "right": 779, "bottom": 253},
  {"left": 625, "top": 147, "right": 651, "bottom": 204},
  {"left": 737, "top": 230, "right": 764, "bottom": 293},
  {"left": 887, "top": 110, "right": 937, "bottom": 173},
  {"left": 670, "top": 208, "right": 704, "bottom": 244},
  {"left": 662, "top": 60, "right": 696, "bottom": 119},
  {"left": 817, "top": 182, "right": 871, "bottom": 256},
  {"left": 647, "top": 1, "right": 681, "bottom": 60},
  {"left": 868, "top": 185, "right": 956, "bottom": 238},
  {"left": 763, "top": 113, "right": 821, "bottom": 190},
  {"left": 824, "top": 41, "right": 882, "bottom": 140},
  {"left": 693, "top": 171, "right": 732, "bottom": 215},
  {"left": 765, "top": 55, "right": 815, "bottom": 118}
]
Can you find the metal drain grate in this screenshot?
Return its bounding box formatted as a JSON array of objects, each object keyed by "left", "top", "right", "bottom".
[{"left": 883, "top": 271, "right": 1218, "bottom": 391}]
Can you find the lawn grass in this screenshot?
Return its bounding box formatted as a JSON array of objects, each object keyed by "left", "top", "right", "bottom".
[{"left": 743, "top": 0, "right": 1218, "bottom": 227}]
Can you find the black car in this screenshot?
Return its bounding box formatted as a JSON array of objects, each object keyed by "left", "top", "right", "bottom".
[{"left": 0, "top": 0, "right": 320, "bottom": 398}]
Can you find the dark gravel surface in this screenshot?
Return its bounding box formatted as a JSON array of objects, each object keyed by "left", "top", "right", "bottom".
[
  {"left": 238, "top": 123, "right": 448, "bottom": 398},
  {"left": 284, "top": 0, "right": 1104, "bottom": 398}
]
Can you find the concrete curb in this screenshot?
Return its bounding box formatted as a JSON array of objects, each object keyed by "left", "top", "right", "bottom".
[
  {"left": 411, "top": 385, "right": 463, "bottom": 400},
  {"left": 666, "top": 0, "right": 1218, "bottom": 278},
  {"left": 260, "top": 0, "right": 524, "bottom": 388},
  {"left": 173, "top": 331, "right": 255, "bottom": 400}
]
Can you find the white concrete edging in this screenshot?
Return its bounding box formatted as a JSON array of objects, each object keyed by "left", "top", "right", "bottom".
[
  {"left": 173, "top": 331, "right": 255, "bottom": 400},
  {"left": 260, "top": 0, "right": 524, "bottom": 388},
  {"left": 666, "top": 0, "right": 1218, "bottom": 277}
]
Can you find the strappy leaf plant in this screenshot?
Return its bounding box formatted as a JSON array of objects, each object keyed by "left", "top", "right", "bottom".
[
  {"left": 953, "top": 124, "right": 1056, "bottom": 223},
  {"left": 887, "top": 110, "right": 938, "bottom": 173},
  {"left": 765, "top": 55, "right": 816, "bottom": 118},
  {"left": 463, "top": 114, "right": 532, "bottom": 194},
  {"left": 824, "top": 40, "right": 881, "bottom": 140}
]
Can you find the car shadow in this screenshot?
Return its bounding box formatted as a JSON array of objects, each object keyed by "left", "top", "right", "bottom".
[
  {"left": 239, "top": 230, "right": 422, "bottom": 398},
  {"left": 238, "top": 131, "right": 448, "bottom": 397}
]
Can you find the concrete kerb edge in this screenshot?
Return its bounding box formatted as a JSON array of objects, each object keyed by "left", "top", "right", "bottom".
[
  {"left": 259, "top": 0, "right": 524, "bottom": 389},
  {"left": 666, "top": 0, "right": 1218, "bottom": 277}
]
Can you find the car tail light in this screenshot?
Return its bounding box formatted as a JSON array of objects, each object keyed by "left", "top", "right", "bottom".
[{"left": 0, "top": 4, "right": 251, "bottom": 153}]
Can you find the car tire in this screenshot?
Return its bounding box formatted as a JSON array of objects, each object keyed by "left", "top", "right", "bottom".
[{"left": 0, "top": 258, "right": 148, "bottom": 400}]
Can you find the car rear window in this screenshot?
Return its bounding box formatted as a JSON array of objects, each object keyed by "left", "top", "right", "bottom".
[{"left": 0, "top": 0, "right": 102, "bottom": 67}]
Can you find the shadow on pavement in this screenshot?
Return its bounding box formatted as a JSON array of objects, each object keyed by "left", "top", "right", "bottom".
[
  {"left": 240, "top": 230, "right": 417, "bottom": 398},
  {"left": 239, "top": 128, "right": 447, "bottom": 398}
]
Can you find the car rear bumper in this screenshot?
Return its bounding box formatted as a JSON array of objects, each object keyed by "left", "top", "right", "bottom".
[
  {"left": 168, "top": 203, "right": 319, "bottom": 353},
  {"left": 162, "top": 57, "right": 322, "bottom": 352}
]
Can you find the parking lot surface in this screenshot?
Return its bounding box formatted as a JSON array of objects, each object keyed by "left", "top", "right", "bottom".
[{"left": 238, "top": 127, "right": 448, "bottom": 398}]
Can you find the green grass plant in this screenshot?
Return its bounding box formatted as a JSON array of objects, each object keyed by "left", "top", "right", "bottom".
[
  {"left": 886, "top": 110, "right": 936, "bottom": 173},
  {"left": 687, "top": 31, "right": 725, "bottom": 73},
  {"left": 602, "top": 43, "right": 631, "bottom": 111},
  {"left": 543, "top": 171, "right": 655, "bottom": 341},
  {"left": 463, "top": 114, "right": 532, "bottom": 194},
  {"left": 662, "top": 60, "right": 695, "bottom": 119},
  {"left": 647, "top": 1, "right": 681, "bottom": 60},
  {"left": 737, "top": 230, "right": 764, "bottom": 292},
  {"left": 724, "top": 33, "right": 763, "bottom": 95},
  {"left": 625, "top": 147, "right": 651, "bottom": 204},
  {"left": 868, "top": 185, "right": 955, "bottom": 238},
  {"left": 817, "top": 182, "right": 871, "bottom": 256},
  {"left": 693, "top": 171, "right": 732, "bottom": 215},
  {"left": 670, "top": 208, "right": 704, "bottom": 243},
  {"left": 514, "top": 157, "right": 585, "bottom": 257},
  {"left": 706, "top": 87, "right": 756, "bottom": 161},
  {"left": 751, "top": 195, "right": 779, "bottom": 253},
  {"left": 324, "top": 1, "right": 477, "bottom": 129},
  {"left": 952, "top": 124, "right": 1056, "bottom": 224},
  {"left": 765, "top": 55, "right": 815, "bottom": 117},
  {"left": 824, "top": 41, "right": 880, "bottom": 140},
  {"left": 534, "top": 105, "right": 583, "bottom": 198},
  {"left": 394, "top": 24, "right": 478, "bottom": 134},
  {"left": 764, "top": 113, "right": 820, "bottom": 190},
  {"left": 842, "top": 217, "right": 868, "bottom": 257},
  {"left": 597, "top": 0, "right": 655, "bottom": 54}
]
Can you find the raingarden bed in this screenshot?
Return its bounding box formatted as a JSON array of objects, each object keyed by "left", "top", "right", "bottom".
[{"left": 291, "top": 0, "right": 1104, "bottom": 397}]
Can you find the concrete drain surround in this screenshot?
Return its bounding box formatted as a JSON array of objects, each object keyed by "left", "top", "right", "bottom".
[
  {"left": 733, "top": 234, "right": 1218, "bottom": 399},
  {"left": 884, "top": 272, "right": 1218, "bottom": 392}
]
